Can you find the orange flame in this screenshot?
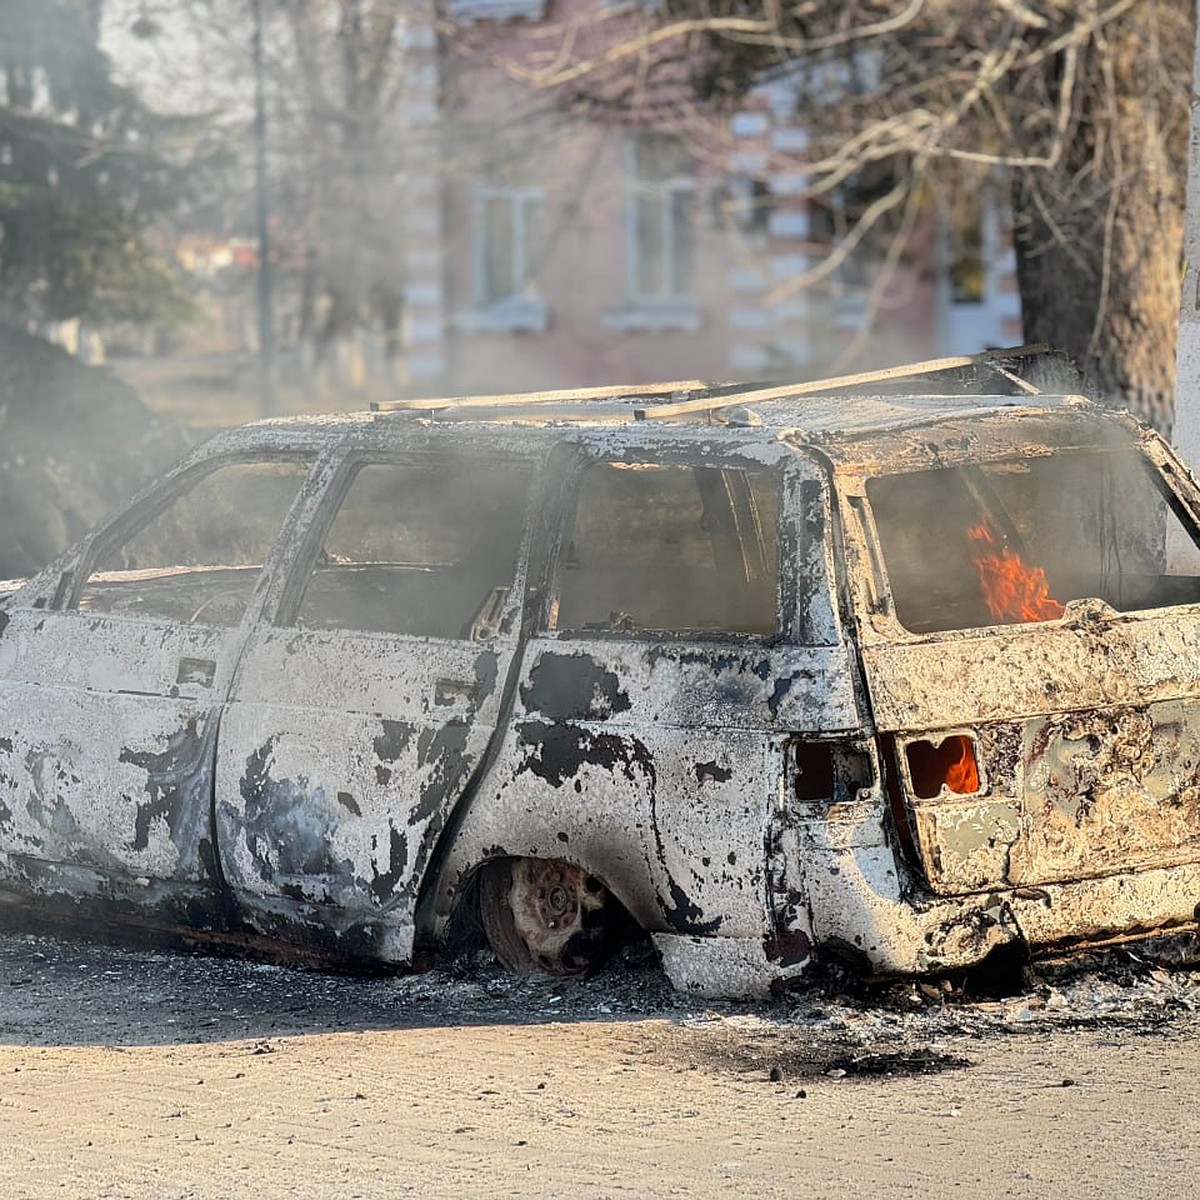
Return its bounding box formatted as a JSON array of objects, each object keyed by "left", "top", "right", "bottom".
[
  {"left": 944, "top": 736, "right": 980, "bottom": 794},
  {"left": 967, "top": 524, "right": 1064, "bottom": 624}
]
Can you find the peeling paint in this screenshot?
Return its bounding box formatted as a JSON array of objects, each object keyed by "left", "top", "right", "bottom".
[
  {"left": 120, "top": 719, "right": 204, "bottom": 853},
  {"left": 372, "top": 720, "right": 414, "bottom": 785},
  {"left": 520, "top": 652, "right": 632, "bottom": 721},
  {"left": 240, "top": 738, "right": 354, "bottom": 886},
  {"left": 516, "top": 719, "right": 655, "bottom": 790},
  {"left": 694, "top": 761, "right": 732, "bottom": 785},
  {"left": 369, "top": 823, "right": 409, "bottom": 903},
  {"left": 0, "top": 390, "right": 1198, "bottom": 997}
]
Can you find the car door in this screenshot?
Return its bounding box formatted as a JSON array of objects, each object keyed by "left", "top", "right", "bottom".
[
  {"left": 212, "top": 449, "right": 534, "bottom": 963},
  {"left": 470, "top": 443, "right": 862, "bottom": 941},
  {"left": 0, "top": 454, "right": 313, "bottom": 901}
]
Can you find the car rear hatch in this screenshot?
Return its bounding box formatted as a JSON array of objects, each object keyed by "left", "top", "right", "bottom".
[{"left": 843, "top": 416, "right": 1200, "bottom": 896}]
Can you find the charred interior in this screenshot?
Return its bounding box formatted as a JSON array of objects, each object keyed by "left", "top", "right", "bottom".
[
  {"left": 295, "top": 458, "right": 531, "bottom": 640},
  {"left": 78, "top": 460, "right": 313, "bottom": 625},
  {"left": 555, "top": 463, "right": 779, "bottom": 636},
  {"left": 867, "top": 445, "right": 1200, "bottom": 634}
]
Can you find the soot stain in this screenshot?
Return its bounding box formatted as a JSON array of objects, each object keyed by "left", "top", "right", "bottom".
[
  {"left": 520, "top": 653, "right": 632, "bottom": 721},
  {"left": 474, "top": 650, "right": 499, "bottom": 703},
  {"left": 695, "top": 761, "right": 733, "bottom": 785},
  {"left": 516, "top": 720, "right": 654, "bottom": 789},
  {"left": 120, "top": 719, "right": 204, "bottom": 853},
  {"left": 239, "top": 739, "right": 353, "bottom": 884},
  {"left": 373, "top": 720, "right": 415, "bottom": 786},
  {"left": 411, "top": 721, "right": 472, "bottom": 826},
  {"left": 369, "top": 823, "right": 409, "bottom": 903}
]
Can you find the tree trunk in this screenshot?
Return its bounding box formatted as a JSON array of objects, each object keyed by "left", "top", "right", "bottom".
[{"left": 1013, "top": 27, "right": 1186, "bottom": 434}]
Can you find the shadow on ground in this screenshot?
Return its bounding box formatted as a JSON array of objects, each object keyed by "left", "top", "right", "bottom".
[{"left": 0, "top": 920, "right": 697, "bottom": 1048}]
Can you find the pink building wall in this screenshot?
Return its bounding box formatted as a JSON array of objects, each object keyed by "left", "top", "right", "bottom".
[{"left": 398, "top": 1, "right": 1022, "bottom": 398}]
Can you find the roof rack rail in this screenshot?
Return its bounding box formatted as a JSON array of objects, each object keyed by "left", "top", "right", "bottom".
[
  {"left": 370, "top": 378, "right": 717, "bottom": 413},
  {"left": 633, "top": 344, "right": 1055, "bottom": 420},
  {"left": 366, "top": 344, "right": 1066, "bottom": 423}
]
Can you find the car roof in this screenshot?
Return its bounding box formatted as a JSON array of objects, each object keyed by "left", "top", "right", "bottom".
[
  {"left": 195, "top": 390, "right": 1107, "bottom": 457},
  {"left": 232, "top": 387, "right": 1088, "bottom": 430},
  {"left": 188, "top": 348, "right": 1128, "bottom": 467}
]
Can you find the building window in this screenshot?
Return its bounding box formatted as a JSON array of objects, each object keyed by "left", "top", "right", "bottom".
[
  {"left": 629, "top": 134, "right": 695, "bottom": 301},
  {"left": 809, "top": 187, "right": 871, "bottom": 329},
  {"left": 461, "top": 185, "right": 548, "bottom": 333},
  {"left": 606, "top": 134, "right": 699, "bottom": 332},
  {"left": 477, "top": 186, "right": 543, "bottom": 306},
  {"left": 447, "top": 0, "right": 547, "bottom": 21}
]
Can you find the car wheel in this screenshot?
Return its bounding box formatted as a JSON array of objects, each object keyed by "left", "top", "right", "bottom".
[{"left": 478, "top": 856, "right": 610, "bottom": 977}]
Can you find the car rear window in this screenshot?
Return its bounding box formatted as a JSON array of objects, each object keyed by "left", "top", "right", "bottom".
[{"left": 867, "top": 448, "right": 1200, "bottom": 634}]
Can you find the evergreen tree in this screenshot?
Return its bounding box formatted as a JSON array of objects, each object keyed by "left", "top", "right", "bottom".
[{"left": 0, "top": 0, "right": 192, "bottom": 329}]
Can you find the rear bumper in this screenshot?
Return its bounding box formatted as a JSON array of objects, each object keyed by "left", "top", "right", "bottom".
[
  {"left": 660, "top": 857, "right": 1200, "bottom": 999},
  {"left": 804, "top": 832, "right": 1200, "bottom": 975}
]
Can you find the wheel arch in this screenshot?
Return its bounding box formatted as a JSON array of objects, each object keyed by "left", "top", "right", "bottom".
[{"left": 426, "top": 833, "right": 662, "bottom": 958}]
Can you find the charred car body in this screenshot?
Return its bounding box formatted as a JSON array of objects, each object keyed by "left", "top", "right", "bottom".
[{"left": 3, "top": 354, "right": 1200, "bottom": 997}]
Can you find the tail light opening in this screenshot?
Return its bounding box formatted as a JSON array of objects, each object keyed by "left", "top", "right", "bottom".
[{"left": 905, "top": 734, "right": 982, "bottom": 799}]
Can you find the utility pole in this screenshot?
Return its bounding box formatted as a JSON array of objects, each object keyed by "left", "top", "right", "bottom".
[{"left": 252, "top": 0, "right": 276, "bottom": 417}]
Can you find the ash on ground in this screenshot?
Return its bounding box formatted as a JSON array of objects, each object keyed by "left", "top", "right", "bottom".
[{"left": 0, "top": 922, "right": 1194, "bottom": 1084}]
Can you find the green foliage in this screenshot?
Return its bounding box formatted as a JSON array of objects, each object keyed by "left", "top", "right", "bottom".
[{"left": 0, "top": 0, "right": 195, "bottom": 328}]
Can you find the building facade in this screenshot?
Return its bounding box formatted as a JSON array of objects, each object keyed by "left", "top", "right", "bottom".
[{"left": 399, "top": 0, "right": 1022, "bottom": 395}]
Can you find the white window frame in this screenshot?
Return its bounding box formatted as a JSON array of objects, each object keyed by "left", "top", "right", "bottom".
[
  {"left": 460, "top": 184, "right": 548, "bottom": 334},
  {"left": 605, "top": 137, "right": 701, "bottom": 333}
]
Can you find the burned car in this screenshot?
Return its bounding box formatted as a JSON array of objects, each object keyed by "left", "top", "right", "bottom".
[{"left": 2, "top": 354, "right": 1200, "bottom": 997}]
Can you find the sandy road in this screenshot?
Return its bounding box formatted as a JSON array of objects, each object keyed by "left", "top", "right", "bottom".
[{"left": 0, "top": 930, "right": 1196, "bottom": 1200}]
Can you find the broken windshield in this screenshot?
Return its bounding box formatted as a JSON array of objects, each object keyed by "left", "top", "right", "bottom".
[{"left": 866, "top": 448, "right": 1200, "bottom": 634}]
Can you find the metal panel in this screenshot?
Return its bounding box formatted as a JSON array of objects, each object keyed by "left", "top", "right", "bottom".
[
  {"left": 0, "top": 609, "right": 230, "bottom": 886},
  {"left": 214, "top": 627, "right": 513, "bottom": 942}
]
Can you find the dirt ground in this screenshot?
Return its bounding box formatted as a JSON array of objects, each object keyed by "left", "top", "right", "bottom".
[{"left": 0, "top": 927, "right": 1195, "bottom": 1200}]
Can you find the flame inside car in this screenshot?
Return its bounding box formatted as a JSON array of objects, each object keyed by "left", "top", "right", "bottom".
[
  {"left": 966, "top": 523, "right": 1065, "bottom": 624},
  {"left": 906, "top": 734, "right": 980, "bottom": 798},
  {"left": 943, "top": 735, "right": 980, "bottom": 794}
]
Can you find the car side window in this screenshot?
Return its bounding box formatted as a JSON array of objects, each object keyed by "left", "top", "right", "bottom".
[
  {"left": 294, "top": 458, "right": 531, "bottom": 639},
  {"left": 76, "top": 460, "right": 312, "bottom": 626},
  {"left": 554, "top": 462, "right": 779, "bottom": 636}
]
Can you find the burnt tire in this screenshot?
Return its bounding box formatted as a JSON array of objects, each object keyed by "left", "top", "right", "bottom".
[{"left": 478, "top": 857, "right": 611, "bottom": 977}]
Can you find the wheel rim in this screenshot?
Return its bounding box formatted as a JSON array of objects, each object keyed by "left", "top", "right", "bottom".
[{"left": 480, "top": 857, "right": 609, "bottom": 977}]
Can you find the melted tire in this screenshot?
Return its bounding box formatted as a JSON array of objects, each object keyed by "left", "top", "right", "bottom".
[{"left": 478, "top": 857, "right": 611, "bottom": 978}]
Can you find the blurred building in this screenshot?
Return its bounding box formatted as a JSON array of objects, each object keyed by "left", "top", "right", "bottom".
[{"left": 395, "top": 0, "right": 1022, "bottom": 396}]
